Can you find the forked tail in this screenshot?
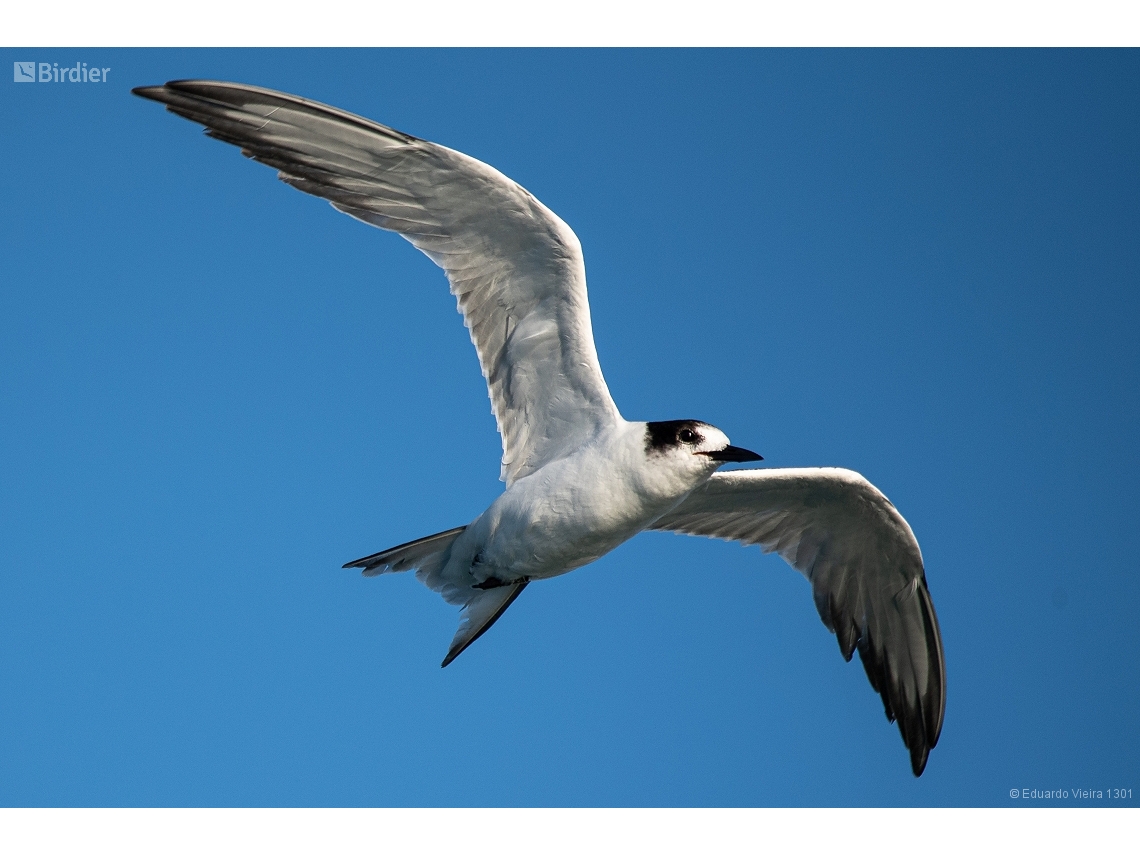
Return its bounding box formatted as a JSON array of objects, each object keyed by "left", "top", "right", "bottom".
[{"left": 343, "top": 525, "right": 528, "bottom": 667}]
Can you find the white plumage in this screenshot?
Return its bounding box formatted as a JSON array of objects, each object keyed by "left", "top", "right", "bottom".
[{"left": 136, "top": 80, "right": 945, "bottom": 776}]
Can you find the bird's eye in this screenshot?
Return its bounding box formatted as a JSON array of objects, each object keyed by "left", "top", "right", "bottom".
[{"left": 678, "top": 428, "right": 697, "bottom": 444}]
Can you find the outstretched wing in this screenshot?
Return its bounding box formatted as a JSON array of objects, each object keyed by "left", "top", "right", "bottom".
[
  {"left": 650, "top": 467, "right": 945, "bottom": 776},
  {"left": 134, "top": 80, "right": 621, "bottom": 484}
]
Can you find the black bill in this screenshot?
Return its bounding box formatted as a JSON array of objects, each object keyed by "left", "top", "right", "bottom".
[{"left": 700, "top": 446, "right": 763, "bottom": 463}]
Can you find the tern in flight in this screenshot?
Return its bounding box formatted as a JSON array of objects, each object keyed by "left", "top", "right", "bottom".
[{"left": 135, "top": 80, "right": 945, "bottom": 776}]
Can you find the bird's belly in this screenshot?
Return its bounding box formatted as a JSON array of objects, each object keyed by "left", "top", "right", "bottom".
[
  {"left": 491, "top": 524, "right": 632, "bottom": 580},
  {"left": 476, "top": 478, "right": 667, "bottom": 580}
]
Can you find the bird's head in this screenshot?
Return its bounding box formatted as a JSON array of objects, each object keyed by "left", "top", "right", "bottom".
[{"left": 643, "top": 420, "right": 762, "bottom": 475}]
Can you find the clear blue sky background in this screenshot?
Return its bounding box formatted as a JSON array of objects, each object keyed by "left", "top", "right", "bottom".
[{"left": 1, "top": 49, "right": 1137, "bottom": 807}]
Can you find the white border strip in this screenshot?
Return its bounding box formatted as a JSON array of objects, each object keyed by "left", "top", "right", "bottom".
[
  {"left": 0, "top": 808, "right": 1137, "bottom": 855},
  {"left": 5, "top": 1, "right": 1140, "bottom": 47}
]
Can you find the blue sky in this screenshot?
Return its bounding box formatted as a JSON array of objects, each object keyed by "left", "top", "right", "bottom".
[{"left": 1, "top": 49, "right": 1137, "bottom": 807}]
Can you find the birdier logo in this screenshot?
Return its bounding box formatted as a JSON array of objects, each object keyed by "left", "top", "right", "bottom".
[{"left": 13, "top": 61, "right": 111, "bottom": 83}]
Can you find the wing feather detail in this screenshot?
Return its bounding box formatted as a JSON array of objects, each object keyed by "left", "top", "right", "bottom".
[
  {"left": 650, "top": 467, "right": 945, "bottom": 776},
  {"left": 134, "top": 80, "right": 621, "bottom": 484}
]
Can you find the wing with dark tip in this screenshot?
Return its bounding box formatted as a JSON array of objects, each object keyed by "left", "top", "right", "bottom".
[
  {"left": 650, "top": 467, "right": 945, "bottom": 776},
  {"left": 134, "top": 80, "right": 621, "bottom": 485}
]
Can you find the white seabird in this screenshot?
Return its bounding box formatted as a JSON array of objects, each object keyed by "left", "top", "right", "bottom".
[{"left": 135, "top": 80, "right": 945, "bottom": 776}]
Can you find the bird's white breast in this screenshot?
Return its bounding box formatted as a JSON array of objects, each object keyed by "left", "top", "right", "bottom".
[{"left": 459, "top": 421, "right": 708, "bottom": 581}]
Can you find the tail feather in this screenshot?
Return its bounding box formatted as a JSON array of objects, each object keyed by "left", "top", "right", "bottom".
[
  {"left": 442, "top": 581, "right": 528, "bottom": 667},
  {"left": 343, "top": 526, "right": 467, "bottom": 576},
  {"left": 344, "top": 524, "right": 527, "bottom": 666}
]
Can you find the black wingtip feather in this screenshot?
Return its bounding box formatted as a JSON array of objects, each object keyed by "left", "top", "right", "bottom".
[
  {"left": 821, "top": 579, "right": 939, "bottom": 775},
  {"left": 918, "top": 580, "right": 947, "bottom": 749},
  {"left": 851, "top": 578, "right": 945, "bottom": 777},
  {"left": 133, "top": 80, "right": 422, "bottom": 147},
  {"left": 829, "top": 594, "right": 858, "bottom": 662}
]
